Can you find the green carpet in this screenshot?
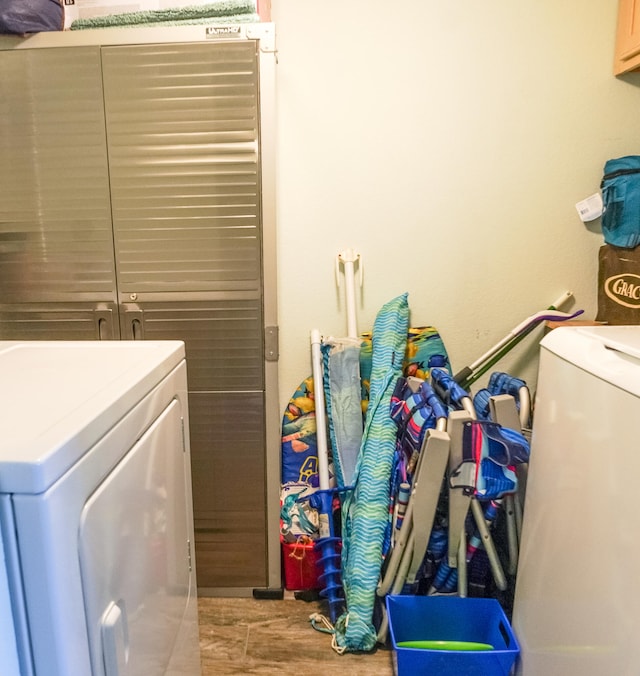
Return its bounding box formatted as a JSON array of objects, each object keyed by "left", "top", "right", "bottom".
[{"left": 71, "top": 1, "right": 257, "bottom": 30}]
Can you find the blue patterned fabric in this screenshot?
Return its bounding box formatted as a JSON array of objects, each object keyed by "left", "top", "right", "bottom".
[
  {"left": 455, "top": 421, "right": 530, "bottom": 499},
  {"left": 321, "top": 338, "right": 363, "bottom": 489},
  {"left": 334, "top": 293, "right": 409, "bottom": 652},
  {"left": 281, "top": 327, "right": 449, "bottom": 489},
  {"left": 430, "top": 368, "right": 470, "bottom": 410},
  {"left": 473, "top": 371, "right": 528, "bottom": 421}
]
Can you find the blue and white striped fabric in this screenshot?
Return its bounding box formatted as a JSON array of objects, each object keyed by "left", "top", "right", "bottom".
[
  {"left": 321, "top": 337, "right": 364, "bottom": 489},
  {"left": 334, "top": 293, "right": 409, "bottom": 652}
]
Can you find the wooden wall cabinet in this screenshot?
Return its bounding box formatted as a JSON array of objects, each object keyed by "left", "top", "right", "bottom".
[{"left": 615, "top": 0, "right": 640, "bottom": 74}]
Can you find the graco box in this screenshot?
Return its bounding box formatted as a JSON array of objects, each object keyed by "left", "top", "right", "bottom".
[{"left": 386, "top": 595, "right": 520, "bottom": 676}]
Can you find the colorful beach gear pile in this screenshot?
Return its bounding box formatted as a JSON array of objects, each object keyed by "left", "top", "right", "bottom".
[{"left": 280, "top": 288, "right": 581, "bottom": 659}]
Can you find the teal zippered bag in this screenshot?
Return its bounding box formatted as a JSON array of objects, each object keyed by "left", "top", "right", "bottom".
[{"left": 601, "top": 155, "right": 640, "bottom": 248}]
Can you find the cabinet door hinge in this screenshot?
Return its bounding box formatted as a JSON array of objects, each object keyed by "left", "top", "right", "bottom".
[{"left": 264, "top": 325, "right": 279, "bottom": 362}]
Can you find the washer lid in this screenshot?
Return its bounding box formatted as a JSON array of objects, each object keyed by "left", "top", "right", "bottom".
[
  {"left": 540, "top": 325, "right": 640, "bottom": 396},
  {"left": 0, "top": 341, "right": 185, "bottom": 494},
  {"left": 576, "top": 325, "right": 640, "bottom": 360}
]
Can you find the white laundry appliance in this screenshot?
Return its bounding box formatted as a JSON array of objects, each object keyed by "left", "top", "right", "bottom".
[
  {"left": 512, "top": 325, "right": 640, "bottom": 675},
  {"left": 0, "top": 341, "right": 201, "bottom": 676}
]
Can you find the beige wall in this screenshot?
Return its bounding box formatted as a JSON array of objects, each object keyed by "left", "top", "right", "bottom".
[{"left": 271, "top": 0, "right": 640, "bottom": 410}]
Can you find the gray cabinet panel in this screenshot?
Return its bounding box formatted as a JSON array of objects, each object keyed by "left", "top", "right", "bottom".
[
  {"left": 122, "top": 300, "right": 264, "bottom": 391},
  {"left": 189, "top": 391, "right": 266, "bottom": 588},
  {"left": 101, "top": 42, "right": 262, "bottom": 295},
  {"left": 0, "top": 47, "right": 117, "bottom": 303},
  {"left": 0, "top": 304, "right": 118, "bottom": 341}
]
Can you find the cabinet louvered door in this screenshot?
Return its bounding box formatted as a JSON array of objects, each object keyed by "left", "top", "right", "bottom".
[
  {"left": 101, "top": 41, "right": 267, "bottom": 589},
  {"left": 101, "top": 41, "right": 261, "bottom": 297},
  {"left": 0, "top": 46, "right": 119, "bottom": 339}
]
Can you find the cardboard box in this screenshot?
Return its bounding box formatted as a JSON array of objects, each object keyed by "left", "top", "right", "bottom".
[{"left": 597, "top": 244, "right": 640, "bottom": 325}]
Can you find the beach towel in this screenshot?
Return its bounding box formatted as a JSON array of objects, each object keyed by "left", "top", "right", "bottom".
[{"left": 334, "top": 293, "right": 409, "bottom": 653}]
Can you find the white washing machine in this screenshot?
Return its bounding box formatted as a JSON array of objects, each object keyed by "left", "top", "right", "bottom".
[
  {"left": 513, "top": 325, "right": 640, "bottom": 675},
  {"left": 0, "top": 341, "right": 201, "bottom": 676}
]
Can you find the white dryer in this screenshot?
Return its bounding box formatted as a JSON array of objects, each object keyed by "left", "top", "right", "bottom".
[
  {"left": 0, "top": 341, "right": 201, "bottom": 676},
  {"left": 513, "top": 326, "right": 640, "bottom": 675}
]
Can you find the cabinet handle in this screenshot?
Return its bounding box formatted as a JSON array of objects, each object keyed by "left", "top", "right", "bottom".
[
  {"left": 94, "top": 309, "right": 114, "bottom": 340},
  {"left": 98, "top": 317, "right": 108, "bottom": 340},
  {"left": 132, "top": 318, "right": 143, "bottom": 340},
  {"left": 121, "top": 306, "right": 144, "bottom": 340}
]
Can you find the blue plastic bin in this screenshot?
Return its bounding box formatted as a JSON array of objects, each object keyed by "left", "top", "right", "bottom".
[{"left": 386, "top": 595, "right": 520, "bottom": 676}]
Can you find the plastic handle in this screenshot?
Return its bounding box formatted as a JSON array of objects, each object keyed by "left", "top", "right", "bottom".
[
  {"left": 102, "top": 601, "right": 129, "bottom": 676},
  {"left": 94, "top": 310, "right": 114, "bottom": 340},
  {"left": 132, "top": 318, "right": 142, "bottom": 340},
  {"left": 98, "top": 317, "right": 108, "bottom": 340}
]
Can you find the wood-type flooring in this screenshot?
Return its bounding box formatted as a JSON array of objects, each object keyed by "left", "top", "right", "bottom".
[{"left": 198, "top": 596, "right": 395, "bottom": 675}]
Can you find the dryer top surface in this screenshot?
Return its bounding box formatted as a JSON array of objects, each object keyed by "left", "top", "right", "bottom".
[{"left": 0, "top": 340, "right": 184, "bottom": 493}]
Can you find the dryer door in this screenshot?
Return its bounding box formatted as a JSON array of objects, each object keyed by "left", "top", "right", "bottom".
[{"left": 79, "top": 397, "right": 198, "bottom": 676}]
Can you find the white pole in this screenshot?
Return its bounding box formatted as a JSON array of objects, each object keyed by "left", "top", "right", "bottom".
[
  {"left": 466, "top": 291, "right": 575, "bottom": 372},
  {"left": 310, "top": 328, "right": 330, "bottom": 493},
  {"left": 337, "top": 249, "right": 360, "bottom": 339}
]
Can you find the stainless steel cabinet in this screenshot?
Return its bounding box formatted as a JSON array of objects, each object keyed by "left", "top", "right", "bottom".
[{"left": 0, "top": 28, "right": 279, "bottom": 593}]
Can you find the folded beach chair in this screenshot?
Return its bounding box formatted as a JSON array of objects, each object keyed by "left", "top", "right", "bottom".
[
  {"left": 472, "top": 372, "right": 532, "bottom": 574},
  {"left": 375, "top": 366, "right": 525, "bottom": 642},
  {"left": 426, "top": 368, "right": 533, "bottom": 599},
  {"left": 375, "top": 377, "right": 451, "bottom": 641}
]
